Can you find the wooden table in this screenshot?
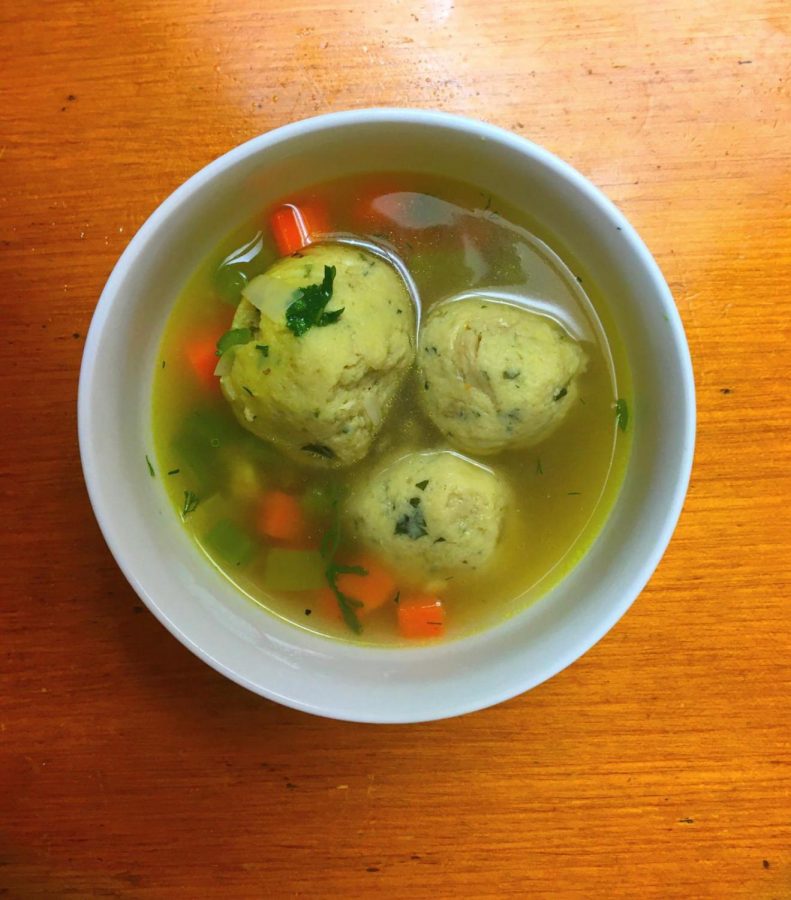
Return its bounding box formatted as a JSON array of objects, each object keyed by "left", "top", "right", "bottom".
[{"left": 2, "top": 1, "right": 789, "bottom": 896}]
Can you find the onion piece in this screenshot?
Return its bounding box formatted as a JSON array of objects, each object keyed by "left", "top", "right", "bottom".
[
  {"left": 213, "top": 345, "right": 238, "bottom": 378},
  {"left": 362, "top": 391, "right": 381, "bottom": 427},
  {"left": 243, "top": 273, "right": 298, "bottom": 324}
]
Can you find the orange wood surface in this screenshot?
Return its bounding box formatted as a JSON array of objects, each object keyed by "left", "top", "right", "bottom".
[{"left": 2, "top": 1, "right": 790, "bottom": 897}]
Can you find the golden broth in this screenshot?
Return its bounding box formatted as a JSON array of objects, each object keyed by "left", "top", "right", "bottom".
[{"left": 152, "top": 173, "right": 631, "bottom": 644}]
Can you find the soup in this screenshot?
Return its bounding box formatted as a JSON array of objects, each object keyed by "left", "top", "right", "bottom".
[{"left": 151, "top": 173, "right": 631, "bottom": 645}]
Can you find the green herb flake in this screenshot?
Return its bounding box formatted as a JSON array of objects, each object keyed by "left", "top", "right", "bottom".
[
  {"left": 395, "top": 498, "right": 428, "bottom": 540},
  {"left": 553, "top": 386, "right": 568, "bottom": 402},
  {"left": 145, "top": 455, "right": 155, "bottom": 477},
  {"left": 415, "top": 480, "right": 429, "bottom": 491},
  {"left": 615, "top": 398, "right": 629, "bottom": 432},
  {"left": 285, "top": 265, "right": 343, "bottom": 337},
  {"left": 167, "top": 468, "right": 180, "bottom": 475},
  {"left": 255, "top": 344, "right": 269, "bottom": 359},
  {"left": 319, "top": 500, "right": 364, "bottom": 634},
  {"left": 216, "top": 327, "right": 253, "bottom": 357},
  {"left": 242, "top": 385, "right": 254, "bottom": 397},
  {"left": 181, "top": 490, "right": 199, "bottom": 519}
]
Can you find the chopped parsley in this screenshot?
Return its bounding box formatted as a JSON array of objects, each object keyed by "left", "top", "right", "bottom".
[
  {"left": 320, "top": 499, "right": 364, "bottom": 634},
  {"left": 181, "top": 490, "right": 199, "bottom": 519},
  {"left": 615, "top": 398, "right": 629, "bottom": 432},
  {"left": 145, "top": 455, "right": 155, "bottom": 477},
  {"left": 285, "top": 265, "right": 343, "bottom": 337},
  {"left": 255, "top": 344, "right": 269, "bottom": 359},
  {"left": 167, "top": 468, "right": 180, "bottom": 475},
  {"left": 216, "top": 327, "right": 253, "bottom": 357},
  {"left": 242, "top": 385, "right": 254, "bottom": 397},
  {"left": 415, "top": 480, "right": 429, "bottom": 491},
  {"left": 395, "top": 497, "right": 428, "bottom": 540},
  {"left": 553, "top": 386, "right": 568, "bottom": 402}
]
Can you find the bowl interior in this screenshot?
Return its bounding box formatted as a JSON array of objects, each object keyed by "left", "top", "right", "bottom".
[{"left": 79, "top": 110, "right": 694, "bottom": 723}]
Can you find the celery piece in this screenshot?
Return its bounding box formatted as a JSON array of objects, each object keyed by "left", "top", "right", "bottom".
[
  {"left": 203, "top": 519, "right": 255, "bottom": 568},
  {"left": 262, "top": 548, "right": 326, "bottom": 592},
  {"left": 214, "top": 265, "right": 249, "bottom": 307},
  {"left": 171, "top": 408, "right": 239, "bottom": 489}
]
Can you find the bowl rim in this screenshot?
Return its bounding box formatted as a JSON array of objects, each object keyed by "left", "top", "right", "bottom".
[{"left": 78, "top": 108, "right": 696, "bottom": 722}]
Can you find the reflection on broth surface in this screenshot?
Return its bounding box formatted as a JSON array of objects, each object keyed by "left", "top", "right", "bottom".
[{"left": 152, "top": 173, "right": 631, "bottom": 645}]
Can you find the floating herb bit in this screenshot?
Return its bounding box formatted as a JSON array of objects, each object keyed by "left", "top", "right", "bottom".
[
  {"left": 553, "top": 386, "right": 568, "bottom": 402},
  {"left": 255, "top": 344, "right": 269, "bottom": 359},
  {"left": 615, "top": 398, "right": 629, "bottom": 432},
  {"left": 167, "top": 468, "right": 180, "bottom": 475},
  {"left": 242, "top": 385, "right": 254, "bottom": 397},
  {"left": 216, "top": 327, "right": 253, "bottom": 357},
  {"left": 319, "top": 500, "right": 364, "bottom": 634},
  {"left": 415, "top": 480, "right": 429, "bottom": 491},
  {"left": 181, "top": 490, "right": 199, "bottom": 519},
  {"left": 145, "top": 455, "right": 155, "bottom": 477}
]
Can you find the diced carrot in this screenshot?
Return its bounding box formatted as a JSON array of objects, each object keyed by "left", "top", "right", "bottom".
[
  {"left": 257, "top": 490, "right": 307, "bottom": 543},
  {"left": 337, "top": 556, "right": 397, "bottom": 614},
  {"left": 270, "top": 202, "right": 330, "bottom": 256},
  {"left": 317, "top": 555, "right": 399, "bottom": 621},
  {"left": 398, "top": 594, "right": 445, "bottom": 639},
  {"left": 185, "top": 338, "right": 220, "bottom": 391}
]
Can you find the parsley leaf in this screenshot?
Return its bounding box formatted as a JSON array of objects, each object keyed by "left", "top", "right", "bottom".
[
  {"left": 615, "top": 398, "right": 629, "bottom": 432},
  {"left": 181, "top": 490, "right": 199, "bottom": 519},
  {"left": 319, "top": 499, "right": 365, "bottom": 634},
  {"left": 285, "top": 265, "right": 343, "bottom": 337},
  {"left": 216, "top": 327, "right": 253, "bottom": 357},
  {"left": 255, "top": 344, "right": 269, "bottom": 359},
  {"left": 145, "top": 455, "right": 155, "bottom": 477}
]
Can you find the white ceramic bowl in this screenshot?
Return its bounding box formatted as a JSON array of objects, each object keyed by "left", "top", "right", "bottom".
[{"left": 78, "top": 109, "right": 695, "bottom": 723}]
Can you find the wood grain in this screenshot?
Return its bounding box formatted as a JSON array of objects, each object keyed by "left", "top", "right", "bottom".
[{"left": 1, "top": 0, "right": 790, "bottom": 896}]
